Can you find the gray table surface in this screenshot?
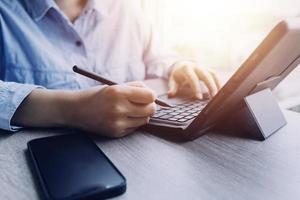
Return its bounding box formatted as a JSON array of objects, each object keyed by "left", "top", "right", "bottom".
[{"left": 1, "top": 110, "right": 300, "bottom": 200}]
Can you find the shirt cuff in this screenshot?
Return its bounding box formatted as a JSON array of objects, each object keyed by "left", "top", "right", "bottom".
[{"left": 0, "top": 82, "right": 42, "bottom": 132}]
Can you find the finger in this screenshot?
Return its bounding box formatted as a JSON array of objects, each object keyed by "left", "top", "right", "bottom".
[
  {"left": 125, "top": 127, "right": 137, "bottom": 133},
  {"left": 124, "top": 86, "right": 156, "bottom": 104},
  {"left": 127, "top": 102, "right": 156, "bottom": 118},
  {"left": 167, "top": 76, "right": 179, "bottom": 97},
  {"left": 183, "top": 66, "right": 203, "bottom": 99},
  {"left": 118, "top": 127, "right": 137, "bottom": 137},
  {"left": 194, "top": 68, "right": 218, "bottom": 96},
  {"left": 209, "top": 70, "right": 222, "bottom": 90},
  {"left": 126, "top": 81, "right": 146, "bottom": 88},
  {"left": 108, "top": 116, "right": 147, "bottom": 138},
  {"left": 125, "top": 117, "right": 150, "bottom": 129}
]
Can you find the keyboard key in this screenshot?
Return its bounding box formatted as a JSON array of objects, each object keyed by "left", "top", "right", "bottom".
[
  {"left": 178, "top": 118, "right": 189, "bottom": 122},
  {"left": 177, "top": 105, "right": 186, "bottom": 109},
  {"left": 181, "top": 108, "right": 190, "bottom": 111},
  {"left": 170, "top": 112, "right": 181, "bottom": 116},
  {"left": 160, "top": 109, "right": 172, "bottom": 113},
  {"left": 177, "top": 110, "right": 186, "bottom": 114},
  {"left": 153, "top": 112, "right": 166, "bottom": 118},
  {"left": 191, "top": 104, "right": 200, "bottom": 108},
  {"left": 187, "top": 110, "right": 195, "bottom": 113},
  {"left": 181, "top": 112, "right": 191, "bottom": 117},
  {"left": 168, "top": 118, "right": 179, "bottom": 121},
  {"left": 185, "top": 115, "right": 195, "bottom": 120},
  {"left": 159, "top": 115, "right": 173, "bottom": 120},
  {"left": 173, "top": 115, "right": 182, "bottom": 119}
]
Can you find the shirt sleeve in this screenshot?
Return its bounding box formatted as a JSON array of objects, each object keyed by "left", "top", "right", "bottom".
[
  {"left": 0, "top": 81, "right": 41, "bottom": 132},
  {"left": 134, "top": 5, "right": 180, "bottom": 79},
  {"left": 143, "top": 23, "right": 180, "bottom": 79},
  {"left": 127, "top": 3, "right": 181, "bottom": 78},
  {"left": 0, "top": 12, "right": 43, "bottom": 132}
]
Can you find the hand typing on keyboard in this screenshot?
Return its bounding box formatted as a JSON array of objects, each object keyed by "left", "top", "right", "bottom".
[{"left": 168, "top": 61, "right": 221, "bottom": 99}]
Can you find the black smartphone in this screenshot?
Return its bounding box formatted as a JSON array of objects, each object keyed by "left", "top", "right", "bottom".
[{"left": 27, "top": 133, "right": 126, "bottom": 200}]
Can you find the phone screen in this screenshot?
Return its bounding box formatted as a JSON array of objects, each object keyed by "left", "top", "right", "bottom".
[{"left": 27, "top": 133, "right": 126, "bottom": 200}]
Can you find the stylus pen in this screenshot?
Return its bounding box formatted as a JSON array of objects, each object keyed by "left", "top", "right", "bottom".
[{"left": 73, "top": 65, "right": 172, "bottom": 107}]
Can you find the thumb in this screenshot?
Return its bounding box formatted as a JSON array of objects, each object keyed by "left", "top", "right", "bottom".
[
  {"left": 126, "top": 81, "right": 146, "bottom": 88},
  {"left": 126, "top": 81, "right": 157, "bottom": 102},
  {"left": 168, "top": 77, "right": 179, "bottom": 97}
]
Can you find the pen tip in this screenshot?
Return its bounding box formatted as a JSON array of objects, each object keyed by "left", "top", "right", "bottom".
[{"left": 156, "top": 100, "right": 173, "bottom": 108}]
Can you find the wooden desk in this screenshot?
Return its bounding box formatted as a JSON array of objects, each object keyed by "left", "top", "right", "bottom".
[{"left": 1, "top": 110, "right": 300, "bottom": 200}]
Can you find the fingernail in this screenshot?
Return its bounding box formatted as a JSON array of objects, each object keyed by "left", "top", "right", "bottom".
[
  {"left": 196, "top": 93, "right": 203, "bottom": 99},
  {"left": 167, "top": 91, "right": 174, "bottom": 96}
]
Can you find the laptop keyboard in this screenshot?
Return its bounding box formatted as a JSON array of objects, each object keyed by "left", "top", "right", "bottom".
[{"left": 152, "top": 100, "right": 208, "bottom": 123}]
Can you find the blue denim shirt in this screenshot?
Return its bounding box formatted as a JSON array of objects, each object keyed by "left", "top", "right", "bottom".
[{"left": 0, "top": 0, "right": 177, "bottom": 131}]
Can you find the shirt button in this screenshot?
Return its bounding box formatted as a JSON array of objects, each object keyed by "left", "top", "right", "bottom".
[{"left": 75, "top": 41, "right": 82, "bottom": 47}]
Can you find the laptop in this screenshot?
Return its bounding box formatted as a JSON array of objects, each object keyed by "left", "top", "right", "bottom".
[{"left": 144, "top": 18, "right": 300, "bottom": 140}]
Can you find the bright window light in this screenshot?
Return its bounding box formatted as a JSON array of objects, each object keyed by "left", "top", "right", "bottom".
[{"left": 143, "top": 0, "right": 300, "bottom": 71}]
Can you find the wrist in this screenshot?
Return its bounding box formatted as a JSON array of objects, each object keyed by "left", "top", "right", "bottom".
[
  {"left": 61, "top": 86, "right": 108, "bottom": 130},
  {"left": 54, "top": 90, "right": 80, "bottom": 128}
]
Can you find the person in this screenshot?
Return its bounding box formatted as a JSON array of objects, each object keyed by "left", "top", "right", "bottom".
[{"left": 0, "top": 0, "right": 220, "bottom": 138}]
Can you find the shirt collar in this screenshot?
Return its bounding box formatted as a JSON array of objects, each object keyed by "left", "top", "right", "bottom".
[
  {"left": 25, "top": 0, "right": 110, "bottom": 21},
  {"left": 24, "top": 0, "right": 58, "bottom": 21},
  {"left": 87, "top": 0, "right": 109, "bottom": 18}
]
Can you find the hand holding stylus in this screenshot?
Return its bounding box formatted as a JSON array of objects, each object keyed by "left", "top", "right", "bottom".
[
  {"left": 72, "top": 65, "right": 161, "bottom": 137},
  {"left": 74, "top": 82, "right": 157, "bottom": 137}
]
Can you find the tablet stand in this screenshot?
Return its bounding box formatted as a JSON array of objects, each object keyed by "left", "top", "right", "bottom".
[{"left": 234, "top": 88, "right": 287, "bottom": 140}]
